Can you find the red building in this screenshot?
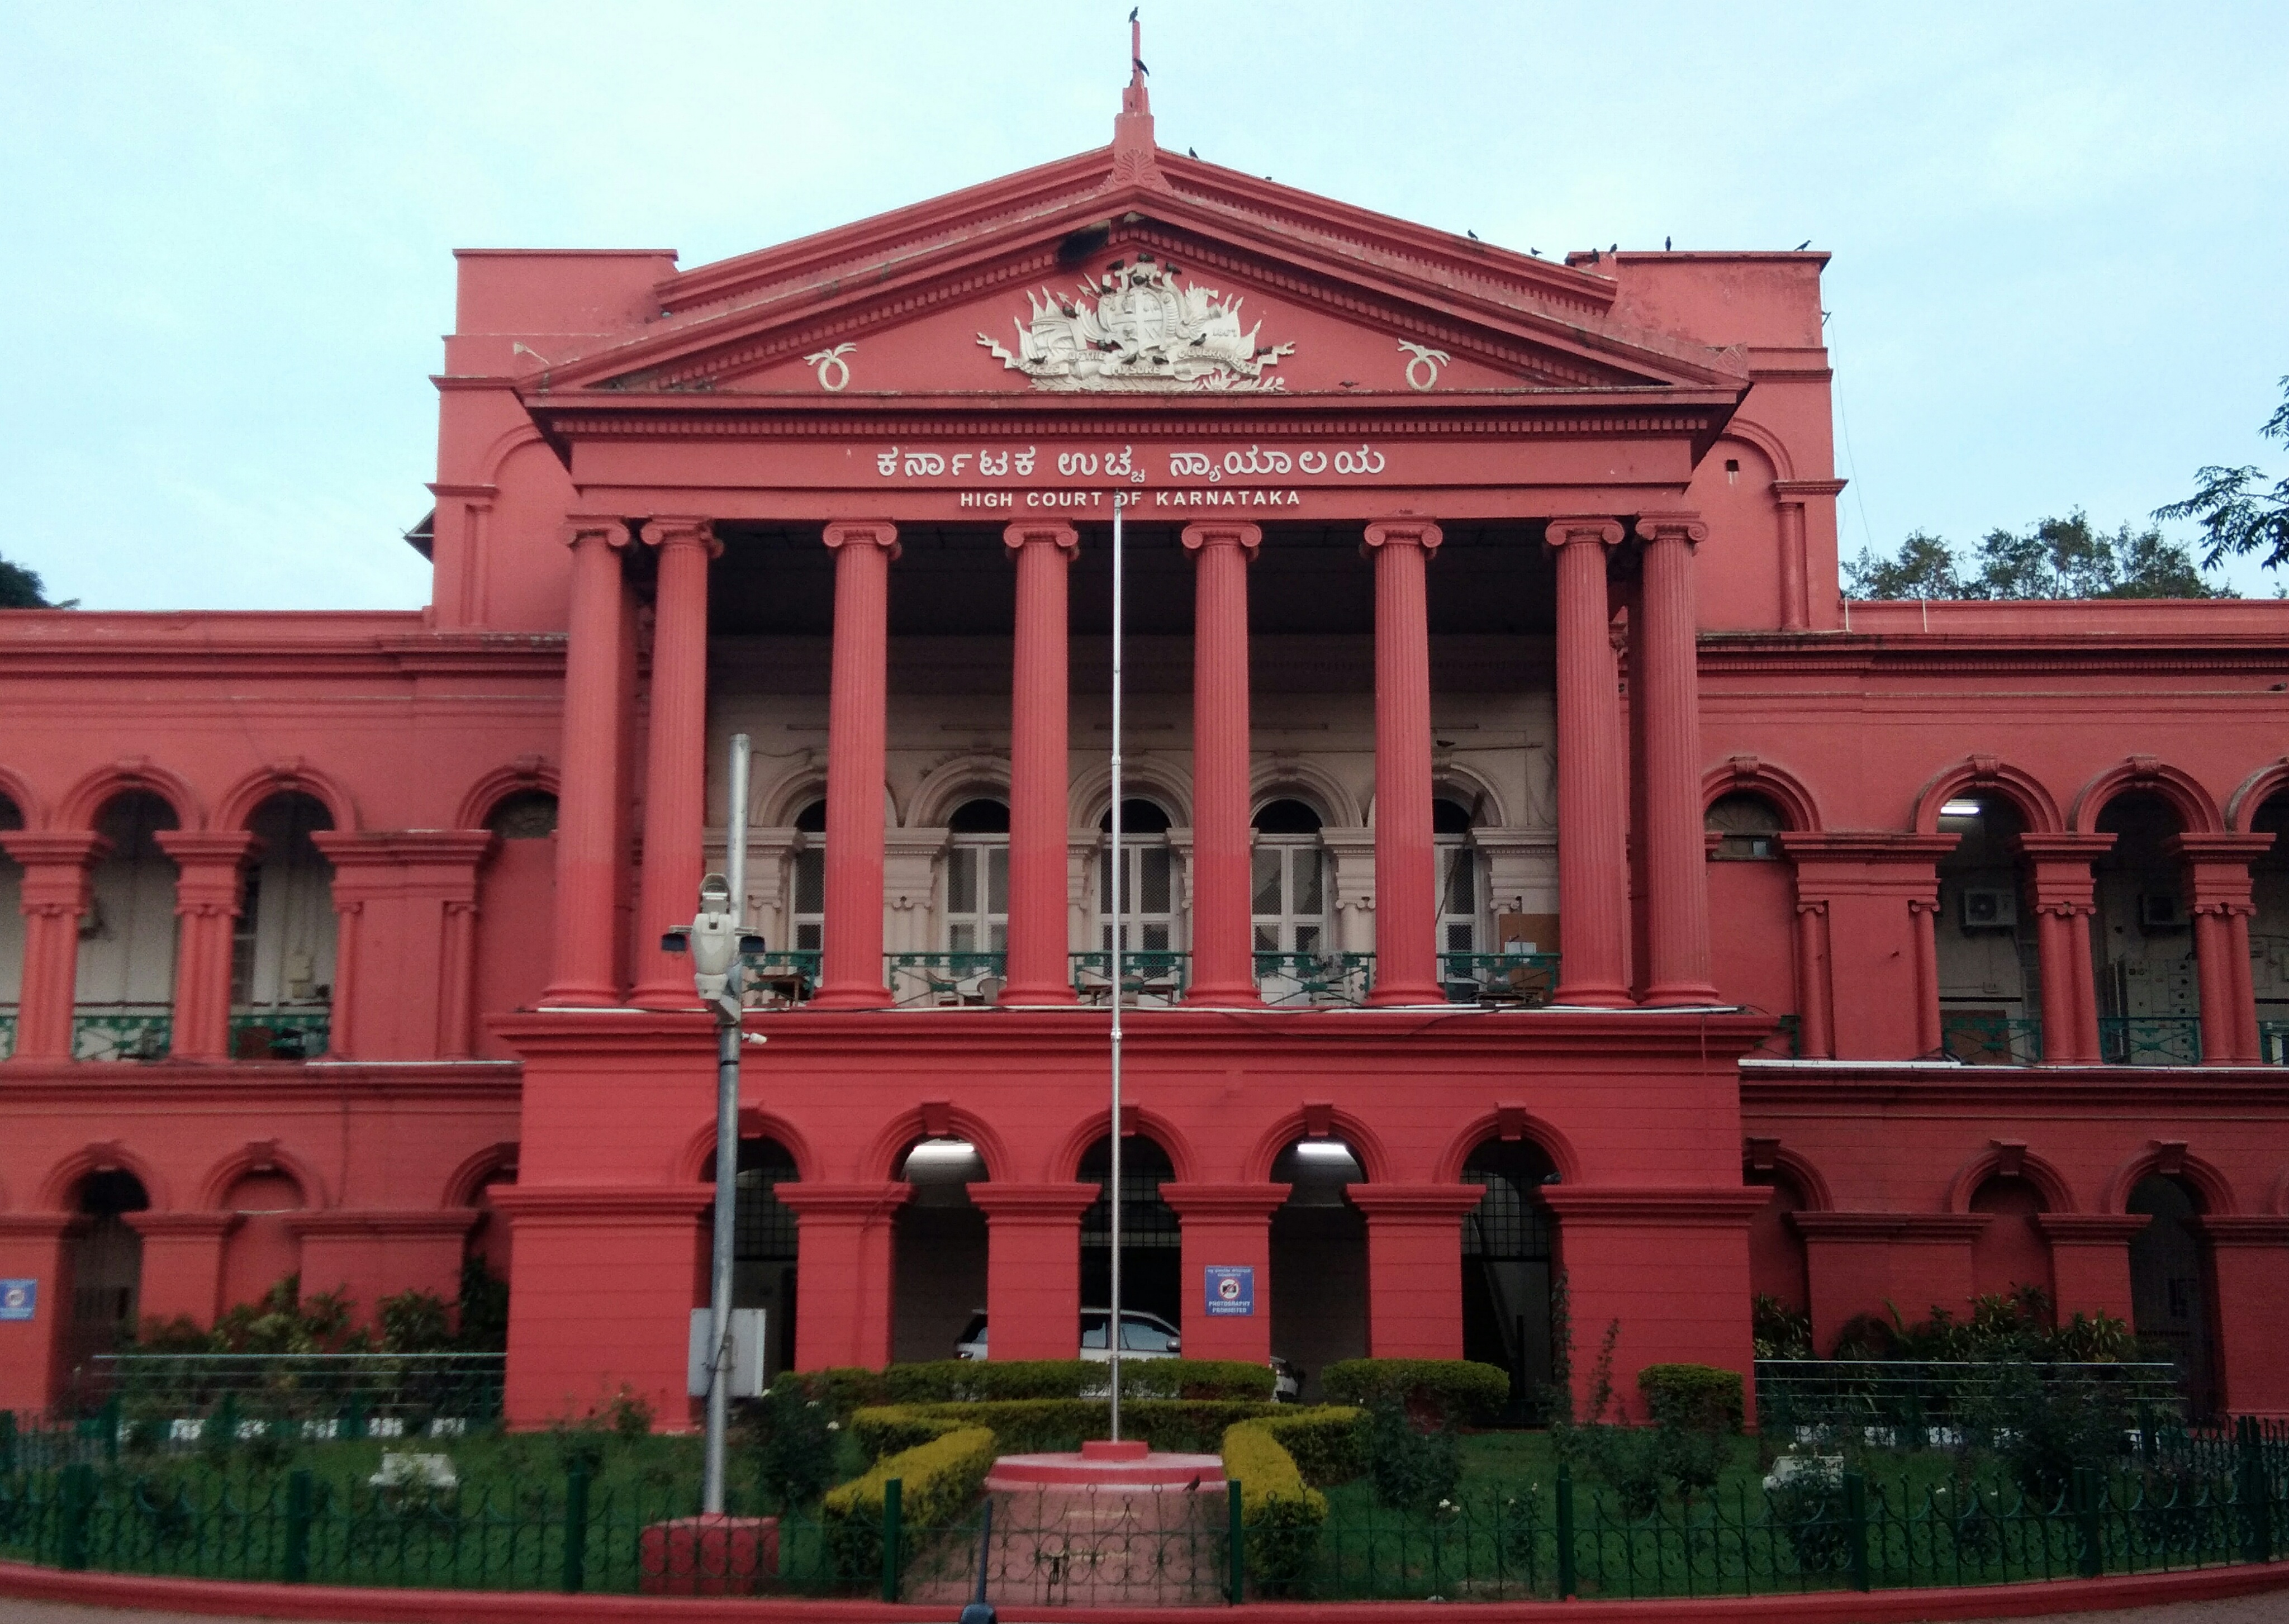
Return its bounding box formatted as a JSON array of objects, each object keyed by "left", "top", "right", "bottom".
[{"left": 4, "top": 69, "right": 2287, "bottom": 1425}]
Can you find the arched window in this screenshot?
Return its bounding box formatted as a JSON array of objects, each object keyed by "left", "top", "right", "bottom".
[
  {"left": 78, "top": 793, "right": 179, "bottom": 1061},
  {"left": 232, "top": 793, "right": 336, "bottom": 1059},
  {"left": 2253, "top": 790, "right": 2289, "bottom": 1058},
  {"left": 2094, "top": 792, "right": 2197, "bottom": 1064},
  {"left": 1098, "top": 798, "right": 1176, "bottom": 956},
  {"left": 790, "top": 799, "right": 827, "bottom": 953},
  {"left": 1253, "top": 799, "right": 1333, "bottom": 1001},
  {"left": 944, "top": 798, "right": 1010, "bottom": 953},
  {"left": 1935, "top": 795, "right": 2041, "bottom": 1063},
  {"left": 1434, "top": 796, "right": 1480, "bottom": 957},
  {"left": 1706, "top": 791, "right": 1785, "bottom": 861}
]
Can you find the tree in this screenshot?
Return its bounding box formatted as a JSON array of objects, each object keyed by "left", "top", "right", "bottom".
[
  {"left": 1845, "top": 512, "right": 2231, "bottom": 600},
  {"left": 2155, "top": 374, "right": 2289, "bottom": 570},
  {"left": 0, "top": 555, "right": 61, "bottom": 609}
]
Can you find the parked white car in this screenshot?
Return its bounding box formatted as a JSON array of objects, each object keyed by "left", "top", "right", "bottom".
[{"left": 955, "top": 1308, "right": 1303, "bottom": 1400}]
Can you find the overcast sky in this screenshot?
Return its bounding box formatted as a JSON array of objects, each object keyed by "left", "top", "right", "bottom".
[{"left": 4, "top": 2, "right": 2285, "bottom": 609}]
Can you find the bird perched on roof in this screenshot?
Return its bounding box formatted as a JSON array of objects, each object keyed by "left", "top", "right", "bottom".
[
  {"left": 1134, "top": 56, "right": 1149, "bottom": 75},
  {"left": 1466, "top": 229, "right": 1479, "bottom": 240},
  {"left": 1188, "top": 146, "right": 1198, "bottom": 158},
  {"left": 1796, "top": 239, "right": 1812, "bottom": 250},
  {"left": 1129, "top": 5, "right": 1138, "bottom": 18},
  {"left": 1665, "top": 236, "right": 1672, "bottom": 250},
  {"left": 1610, "top": 243, "right": 1618, "bottom": 252}
]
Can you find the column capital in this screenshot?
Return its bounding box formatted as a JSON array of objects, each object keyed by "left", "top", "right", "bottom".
[
  {"left": 559, "top": 516, "right": 632, "bottom": 550},
  {"left": 1634, "top": 511, "right": 1710, "bottom": 547},
  {"left": 969, "top": 1183, "right": 1099, "bottom": 1221},
  {"left": 1544, "top": 516, "right": 1625, "bottom": 550},
  {"left": 1180, "top": 520, "right": 1261, "bottom": 559},
  {"left": 1771, "top": 479, "right": 1849, "bottom": 500},
  {"left": 154, "top": 830, "right": 261, "bottom": 869},
  {"left": 1159, "top": 1182, "right": 1293, "bottom": 1219},
  {"left": 775, "top": 1181, "right": 914, "bottom": 1220},
  {"left": 639, "top": 516, "right": 721, "bottom": 558},
  {"left": 1345, "top": 1183, "right": 1488, "bottom": 1221},
  {"left": 0, "top": 832, "right": 108, "bottom": 870},
  {"left": 1362, "top": 519, "right": 1443, "bottom": 555},
  {"left": 2166, "top": 833, "right": 2276, "bottom": 866},
  {"left": 823, "top": 519, "right": 901, "bottom": 559},
  {"left": 1002, "top": 520, "right": 1080, "bottom": 557}
]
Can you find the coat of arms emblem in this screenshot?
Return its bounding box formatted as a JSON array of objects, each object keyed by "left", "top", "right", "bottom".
[{"left": 978, "top": 254, "right": 1295, "bottom": 392}]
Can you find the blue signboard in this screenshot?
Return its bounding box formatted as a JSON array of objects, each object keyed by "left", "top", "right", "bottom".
[
  {"left": 1204, "top": 1265, "right": 1254, "bottom": 1317},
  {"left": 0, "top": 1280, "right": 36, "bottom": 1322}
]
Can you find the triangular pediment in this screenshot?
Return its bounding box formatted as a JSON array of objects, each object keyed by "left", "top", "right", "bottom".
[{"left": 531, "top": 149, "right": 1749, "bottom": 406}]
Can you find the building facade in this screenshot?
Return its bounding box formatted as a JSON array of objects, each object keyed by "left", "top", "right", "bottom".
[{"left": 4, "top": 74, "right": 2288, "bottom": 1424}]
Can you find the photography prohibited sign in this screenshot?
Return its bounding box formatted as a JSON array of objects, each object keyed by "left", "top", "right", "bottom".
[{"left": 1204, "top": 1265, "right": 1253, "bottom": 1316}]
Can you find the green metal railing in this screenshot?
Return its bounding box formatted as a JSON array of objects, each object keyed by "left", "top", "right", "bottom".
[
  {"left": 1070, "top": 950, "right": 1189, "bottom": 1003},
  {"left": 69, "top": 1354, "right": 509, "bottom": 1439},
  {"left": 1253, "top": 950, "right": 1376, "bottom": 1006},
  {"left": 2099, "top": 1015, "right": 2202, "bottom": 1067},
  {"left": 1437, "top": 952, "right": 1561, "bottom": 1006},
  {"left": 2262, "top": 1020, "right": 2289, "bottom": 1064},
  {"left": 227, "top": 1010, "right": 329, "bottom": 1060},
  {"left": 884, "top": 952, "right": 1007, "bottom": 1007},
  {"left": 1940, "top": 1012, "right": 2044, "bottom": 1066},
  {"left": 72, "top": 1008, "right": 172, "bottom": 1062},
  {"left": 4, "top": 1420, "right": 2284, "bottom": 1602},
  {"left": 735, "top": 948, "right": 821, "bottom": 1006},
  {"left": 0, "top": 1007, "right": 13, "bottom": 1061}
]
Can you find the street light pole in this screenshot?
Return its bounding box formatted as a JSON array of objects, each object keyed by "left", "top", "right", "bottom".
[
  {"left": 1108, "top": 492, "right": 1127, "bottom": 1442},
  {"left": 700, "top": 732, "right": 752, "bottom": 1514}
]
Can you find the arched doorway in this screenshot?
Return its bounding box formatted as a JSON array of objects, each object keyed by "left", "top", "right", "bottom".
[
  {"left": 1078, "top": 1133, "right": 1181, "bottom": 1329},
  {"left": 1270, "top": 1136, "right": 1366, "bottom": 1399},
  {"left": 233, "top": 792, "right": 337, "bottom": 1059},
  {"left": 1460, "top": 1138, "right": 1557, "bottom": 1417},
  {"left": 2128, "top": 1174, "right": 2216, "bottom": 1417},
  {"left": 78, "top": 792, "right": 180, "bottom": 1060},
  {"left": 67, "top": 1169, "right": 149, "bottom": 1387},
  {"left": 1968, "top": 1174, "right": 2054, "bottom": 1305},
  {"left": 2095, "top": 792, "right": 2198, "bottom": 1063},
  {"left": 704, "top": 1137, "right": 800, "bottom": 1381},
  {"left": 892, "top": 1136, "right": 987, "bottom": 1363},
  {"left": 2253, "top": 789, "right": 2288, "bottom": 1058},
  {"left": 1934, "top": 794, "right": 2042, "bottom": 1063},
  {"left": 1745, "top": 1165, "right": 1812, "bottom": 1352}
]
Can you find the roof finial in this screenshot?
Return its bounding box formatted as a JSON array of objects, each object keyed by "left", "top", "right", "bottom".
[{"left": 1108, "top": 6, "right": 1169, "bottom": 191}]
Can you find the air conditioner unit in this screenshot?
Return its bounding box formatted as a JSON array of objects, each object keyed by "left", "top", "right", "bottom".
[
  {"left": 1959, "top": 887, "right": 2017, "bottom": 930},
  {"left": 2139, "top": 893, "right": 2187, "bottom": 931}
]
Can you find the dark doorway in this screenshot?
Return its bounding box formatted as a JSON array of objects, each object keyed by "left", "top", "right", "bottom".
[
  {"left": 1079, "top": 1134, "right": 1181, "bottom": 1328},
  {"left": 705, "top": 1137, "right": 800, "bottom": 1383},
  {"left": 1269, "top": 1139, "right": 1367, "bottom": 1401},
  {"left": 892, "top": 1138, "right": 988, "bottom": 1363},
  {"left": 1461, "top": 1139, "right": 1557, "bottom": 1419},
  {"left": 2128, "top": 1174, "right": 2217, "bottom": 1418},
  {"left": 67, "top": 1169, "right": 149, "bottom": 1392}
]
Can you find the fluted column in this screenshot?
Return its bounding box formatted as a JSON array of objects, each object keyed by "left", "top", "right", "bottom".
[
  {"left": 2019, "top": 836, "right": 2115, "bottom": 1063},
  {"left": 544, "top": 519, "right": 632, "bottom": 1006},
  {"left": 1182, "top": 522, "right": 1264, "bottom": 1006},
  {"left": 1363, "top": 520, "right": 1443, "bottom": 1005},
  {"left": 814, "top": 521, "right": 900, "bottom": 1010},
  {"left": 155, "top": 832, "right": 259, "bottom": 1061},
  {"left": 630, "top": 518, "right": 720, "bottom": 1010},
  {"left": 1908, "top": 896, "right": 1944, "bottom": 1055},
  {"left": 2171, "top": 834, "right": 2274, "bottom": 1063},
  {"left": 1003, "top": 521, "right": 1080, "bottom": 1004},
  {"left": 1635, "top": 515, "right": 1717, "bottom": 1005},
  {"left": 1, "top": 833, "right": 106, "bottom": 1060},
  {"left": 1546, "top": 519, "right": 1630, "bottom": 1006}
]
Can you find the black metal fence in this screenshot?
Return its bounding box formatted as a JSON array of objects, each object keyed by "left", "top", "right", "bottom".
[{"left": 1754, "top": 1360, "right": 2186, "bottom": 1440}]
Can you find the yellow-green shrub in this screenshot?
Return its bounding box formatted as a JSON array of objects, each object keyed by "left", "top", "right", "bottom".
[
  {"left": 1248, "top": 1404, "right": 1367, "bottom": 1485},
  {"left": 820, "top": 1423, "right": 996, "bottom": 1575},
  {"left": 1222, "top": 1418, "right": 1327, "bottom": 1594}
]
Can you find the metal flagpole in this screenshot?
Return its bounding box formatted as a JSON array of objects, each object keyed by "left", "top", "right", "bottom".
[
  {"left": 1108, "top": 491, "right": 1127, "bottom": 1442},
  {"left": 702, "top": 732, "right": 752, "bottom": 1515}
]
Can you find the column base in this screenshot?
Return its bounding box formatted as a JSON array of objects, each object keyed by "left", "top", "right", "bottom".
[
  {"left": 630, "top": 979, "right": 706, "bottom": 1012},
  {"left": 998, "top": 982, "right": 1080, "bottom": 1007},
  {"left": 1182, "top": 981, "right": 1265, "bottom": 1009},
  {"left": 539, "top": 981, "right": 625, "bottom": 1009},
  {"left": 808, "top": 985, "right": 894, "bottom": 1011},
  {"left": 1642, "top": 981, "right": 1722, "bottom": 1008},
  {"left": 1365, "top": 982, "right": 1445, "bottom": 1008},
  {"left": 1552, "top": 980, "right": 1633, "bottom": 1008}
]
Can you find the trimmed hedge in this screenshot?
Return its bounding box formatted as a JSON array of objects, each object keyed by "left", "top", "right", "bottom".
[
  {"left": 852, "top": 1399, "right": 1289, "bottom": 1460},
  {"left": 1321, "top": 1359, "right": 1509, "bottom": 1427},
  {"left": 1222, "top": 1418, "right": 1327, "bottom": 1594},
  {"left": 1246, "top": 1405, "right": 1367, "bottom": 1486},
  {"left": 1637, "top": 1363, "right": 1744, "bottom": 1434},
  {"left": 786, "top": 1359, "right": 1278, "bottom": 1414},
  {"left": 820, "top": 1422, "right": 996, "bottom": 1575}
]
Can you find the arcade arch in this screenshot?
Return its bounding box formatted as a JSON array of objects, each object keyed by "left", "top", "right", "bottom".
[
  {"left": 1077, "top": 1132, "right": 1181, "bottom": 1330},
  {"left": 1705, "top": 790, "right": 1797, "bottom": 1024},
  {"left": 219, "top": 1165, "right": 307, "bottom": 1314},
  {"left": 2252, "top": 790, "right": 2289, "bottom": 1056},
  {"left": 702, "top": 1136, "right": 801, "bottom": 1381},
  {"left": 473, "top": 790, "right": 558, "bottom": 1053},
  {"left": 1460, "top": 1136, "right": 1559, "bottom": 1412},
  {"left": 1252, "top": 799, "right": 1328, "bottom": 1003},
  {"left": 66, "top": 1167, "right": 148, "bottom": 1381},
  {"left": 1269, "top": 1134, "right": 1366, "bottom": 1399},
  {"left": 2092, "top": 791, "right": 2198, "bottom": 1063},
  {"left": 2128, "top": 1172, "right": 2217, "bottom": 1417},
  {"left": 1094, "top": 798, "right": 1180, "bottom": 1001},
  {"left": 1932, "top": 794, "right": 2043, "bottom": 1063},
  {"left": 891, "top": 1135, "right": 986, "bottom": 1364},
  {"left": 232, "top": 793, "right": 336, "bottom": 1059},
  {"left": 77, "top": 792, "right": 179, "bottom": 1060}
]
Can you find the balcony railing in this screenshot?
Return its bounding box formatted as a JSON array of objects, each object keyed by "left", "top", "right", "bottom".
[
  {"left": 228, "top": 1009, "right": 329, "bottom": 1060},
  {"left": 1939, "top": 1010, "right": 2045, "bottom": 1066},
  {"left": 1070, "top": 950, "right": 1188, "bottom": 1005},
  {"left": 0, "top": 1007, "right": 13, "bottom": 1061},
  {"left": 885, "top": 951, "right": 1006, "bottom": 1007},
  {"left": 1437, "top": 951, "right": 1560, "bottom": 1006},
  {"left": 1253, "top": 950, "right": 1376, "bottom": 1006},
  {"left": 72, "top": 1008, "right": 172, "bottom": 1062},
  {"left": 2099, "top": 1014, "right": 2202, "bottom": 1067},
  {"left": 737, "top": 948, "right": 821, "bottom": 1008},
  {"left": 2262, "top": 1020, "right": 2289, "bottom": 1064}
]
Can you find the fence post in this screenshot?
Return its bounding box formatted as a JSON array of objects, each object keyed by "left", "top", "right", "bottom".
[
  {"left": 0, "top": 1411, "right": 15, "bottom": 1475},
  {"left": 1555, "top": 1465, "right": 1576, "bottom": 1600},
  {"left": 2072, "top": 1465, "right": 2103, "bottom": 1579},
  {"left": 284, "top": 1467, "right": 314, "bottom": 1583},
  {"left": 2238, "top": 1415, "right": 2271, "bottom": 1564},
  {"left": 100, "top": 1395, "right": 121, "bottom": 1467},
  {"left": 59, "top": 1461, "right": 94, "bottom": 1571},
  {"left": 344, "top": 1391, "right": 365, "bottom": 1443},
  {"left": 1842, "top": 1470, "right": 1870, "bottom": 1592},
  {"left": 881, "top": 1478, "right": 904, "bottom": 1604},
  {"left": 1227, "top": 1478, "right": 1245, "bottom": 1604},
  {"left": 560, "top": 1460, "right": 591, "bottom": 1594}
]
